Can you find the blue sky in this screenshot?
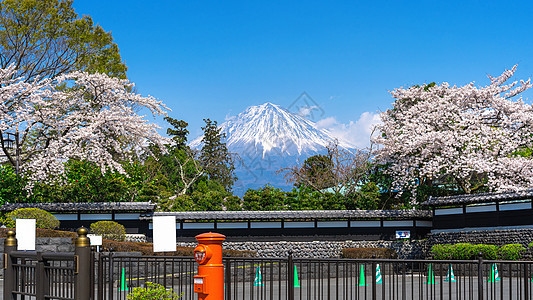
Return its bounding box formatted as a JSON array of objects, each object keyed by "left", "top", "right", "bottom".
[{"left": 73, "top": 0, "right": 533, "bottom": 146}]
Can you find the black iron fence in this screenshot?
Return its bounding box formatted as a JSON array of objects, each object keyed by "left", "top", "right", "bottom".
[
  {"left": 5, "top": 229, "right": 533, "bottom": 300},
  {"left": 3, "top": 229, "right": 92, "bottom": 300},
  {"left": 96, "top": 252, "right": 533, "bottom": 300},
  {"left": 8, "top": 251, "right": 78, "bottom": 299}
]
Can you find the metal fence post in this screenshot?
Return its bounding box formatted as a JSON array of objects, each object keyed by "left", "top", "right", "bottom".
[
  {"left": 477, "top": 253, "right": 483, "bottom": 300},
  {"left": 225, "top": 259, "right": 232, "bottom": 299},
  {"left": 371, "top": 256, "right": 377, "bottom": 300},
  {"left": 3, "top": 230, "right": 17, "bottom": 300},
  {"left": 108, "top": 250, "right": 114, "bottom": 300},
  {"left": 74, "top": 227, "right": 91, "bottom": 300},
  {"left": 35, "top": 252, "right": 45, "bottom": 300},
  {"left": 97, "top": 253, "right": 104, "bottom": 300},
  {"left": 525, "top": 262, "right": 529, "bottom": 299},
  {"left": 288, "top": 250, "right": 294, "bottom": 300}
]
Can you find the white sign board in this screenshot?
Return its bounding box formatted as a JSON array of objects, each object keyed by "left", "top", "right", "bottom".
[
  {"left": 16, "top": 219, "right": 36, "bottom": 251},
  {"left": 153, "top": 216, "right": 176, "bottom": 252},
  {"left": 87, "top": 234, "right": 102, "bottom": 246},
  {"left": 395, "top": 230, "right": 410, "bottom": 239}
]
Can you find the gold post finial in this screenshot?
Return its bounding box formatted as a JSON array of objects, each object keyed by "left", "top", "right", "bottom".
[
  {"left": 5, "top": 230, "right": 16, "bottom": 247},
  {"left": 75, "top": 227, "right": 90, "bottom": 247}
]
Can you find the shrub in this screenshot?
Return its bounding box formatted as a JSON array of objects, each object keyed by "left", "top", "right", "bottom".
[
  {"left": 341, "top": 247, "right": 397, "bottom": 259},
  {"left": 90, "top": 221, "right": 126, "bottom": 241},
  {"left": 473, "top": 244, "right": 499, "bottom": 260},
  {"left": 449, "top": 243, "right": 475, "bottom": 260},
  {"left": 498, "top": 244, "right": 526, "bottom": 261},
  {"left": 432, "top": 243, "right": 525, "bottom": 261},
  {"left": 2, "top": 208, "right": 59, "bottom": 229},
  {"left": 431, "top": 244, "right": 452, "bottom": 260},
  {"left": 126, "top": 282, "right": 180, "bottom": 300}
]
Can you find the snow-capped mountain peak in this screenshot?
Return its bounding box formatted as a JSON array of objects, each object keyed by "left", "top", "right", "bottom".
[
  {"left": 189, "top": 102, "right": 354, "bottom": 195},
  {"left": 191, "top": 102, "right": 351, "bottom": 156}
]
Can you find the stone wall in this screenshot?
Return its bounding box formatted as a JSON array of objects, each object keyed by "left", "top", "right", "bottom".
[
  {"left": 125, "top": 234, "right": 147, "bottom": 243},
  {"left": 179, "top": 240, "right": 425, "bottom": 259},
  {"left": 3, "top": 228, "right": 533, "bottom": 262},
  {"left": 0, "top": 237, "right": 74, "bottom": 254},
  {"left": 0, "top": 237, "right": 74, "bottom": 279},
  {"left": 423, "top": 228, "right": 533, "bottom": 259},
  {"left": 425, "top": 229, "right": 533, "bottom": 247},
  {"left": 179, "top": 228, "right": 533, "bottom": 259}
]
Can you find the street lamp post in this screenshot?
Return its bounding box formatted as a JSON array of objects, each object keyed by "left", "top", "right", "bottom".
[{"left": 2, "top": 131, "right": 20, "bottom": 175}]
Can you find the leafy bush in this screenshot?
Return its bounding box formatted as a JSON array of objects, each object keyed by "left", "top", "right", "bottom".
[
  {"left": 432, "top": 243, "right": 525, "bottom": 261},
  {"left": 90, "top": 221, "right": 126, "bottom": 241},
  {"left": 2, "top": 208, "right": 59, "bottom": 229},
  {"left": 341, "top": 247, "right": 397, "bottom": 259},
  {"left": 498, "top": 244, "right": 526, "bottom": 260},
  {"left": 0, "top": 165, "right": 26, "bottom": 204},
  {"left": 449, "top": 243, "right": 475, "bottom": 260},
  {"left": 431, "top": 244, "right": 452, "bottom": 260},
  {"left": 473, "top": 244, "right": 499, "bottom": 260},
  {"left": 126, "top": 282, "right": 180, "bottom": 300}
]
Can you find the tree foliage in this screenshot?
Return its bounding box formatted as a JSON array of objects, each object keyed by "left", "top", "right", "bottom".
[
  {"left": 0, "top": 165, "right": 25, "bottom": 204},
  {"left": 139, "top": 117, "right": 240, "bottom": 210},
  {"left": 0, "top": 0, "right": 127, "bottom": 80},
  {"left": 376, "top": 66, "right": 533, "bottom": 203},
  {"left": 280, "top": 141, "right": 373, "bottom": 196},
  {"left": 165, "top": 117, "right": 189, "bottom": 150},
  {"left": 0, "top": 66, "right": 169, "bottom": 184},
  {"left": 241, "top": 185, "right": 379, "bottom": 211},
  {"left": 2, "top": 208, "right": 59, "bottom": 229},
  {"left": 90, "top": 220, "right": 126, "bottom": 241},
  {"left": 199, "top": 119, "right": 236, "bottom": 191},
  {"left": 295, "top": 154, "right": 335, "bottom": 190}
]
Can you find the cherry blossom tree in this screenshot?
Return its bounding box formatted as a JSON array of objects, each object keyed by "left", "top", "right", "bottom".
[
  {"left": 375, "top": 66, "right": 533, "bottom": 202},
  {"left": 0, "top": 65, "right": 169, "bottom": 184},
  {"left": 280, "top": 140, "right": 373, "bottom": 196}
]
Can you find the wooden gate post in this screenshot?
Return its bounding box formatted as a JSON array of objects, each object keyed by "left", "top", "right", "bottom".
[
  {"left": 74, "top": 227, "right": 91, "bottom": 300},
  {"left": 3, "top": 230, "right": 17, "bottom": 300}
]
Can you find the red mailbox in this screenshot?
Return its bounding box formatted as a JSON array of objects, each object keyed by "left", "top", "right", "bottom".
[{"left": 193, "top": 232, "right": 225, "bottom": 300}]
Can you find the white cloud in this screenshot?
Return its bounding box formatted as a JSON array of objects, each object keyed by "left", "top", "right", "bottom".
[
  {"left": 298, "top": 105, "right": 320, "bottom": 118},
  {"left": 316, "top": 112, "right": 382, "bottom": 149},
  {"left": 225, "top": 113, "right": 236, "bottom": 121}
]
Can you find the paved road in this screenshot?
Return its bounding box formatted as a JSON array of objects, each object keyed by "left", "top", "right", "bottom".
[
  {"left": 102, "top": 275, "right": 530, "bottom": 300},
  {"left": 2, "top": 276, "right": 529, "bottom": 299}
]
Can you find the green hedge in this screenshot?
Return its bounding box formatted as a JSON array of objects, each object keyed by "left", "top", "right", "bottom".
[
  {"left": 90, "top": 221, "right": 126, "bottom": 242},
  {"left": 430, "top": 244, "right": 452, "bottom": 260},
  {"left": 473, "top": 244, "right": 499, "bottom": 260},
  {"left": 1, "top": 208, "right": 59, "bottom": 230},
  {"left": 431, "top": 243, "right": 524, "bottom": 260},
  {"left": 498, "top": 244, "right": 526, "bottom": 260}
]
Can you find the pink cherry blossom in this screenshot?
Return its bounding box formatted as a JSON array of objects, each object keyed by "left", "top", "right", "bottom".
[
  {"left": 0, "top": 65, "right": 169, "bottom": 185},
  {"left": 375, "top": 66, "right": 533, "bottom": 204}
]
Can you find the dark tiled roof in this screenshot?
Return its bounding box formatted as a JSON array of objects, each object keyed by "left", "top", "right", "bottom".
[
  {"left": 146, "top": 210, "right": 432, "bottom": 221},
  {"left": 0, "top": 202, "right": 156, "bottom": 212},
  {"left": 422, "top": 189, "right": 533, "bottom": 207}
]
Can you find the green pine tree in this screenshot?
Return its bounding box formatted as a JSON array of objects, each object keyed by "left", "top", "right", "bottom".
[{"left": 200, "top": 119, "right": 237, "bottom": 191}]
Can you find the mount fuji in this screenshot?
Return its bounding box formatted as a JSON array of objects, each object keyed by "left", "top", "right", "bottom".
[{"left": 190, "top": 102, "right": 353, "bottom": 195}]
